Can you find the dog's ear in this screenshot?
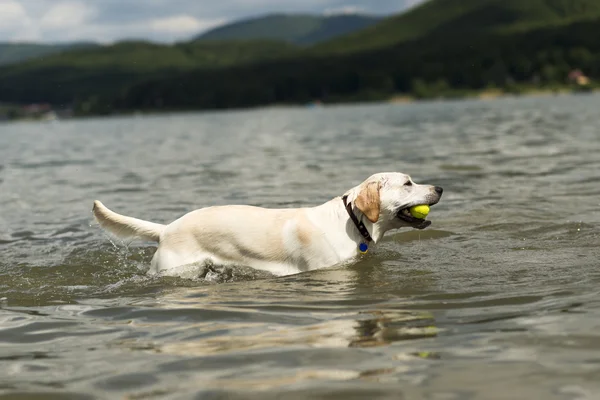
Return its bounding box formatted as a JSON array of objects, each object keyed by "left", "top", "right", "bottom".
[{"left": 355, "top": 181, "right": 381, "bottom": 223}]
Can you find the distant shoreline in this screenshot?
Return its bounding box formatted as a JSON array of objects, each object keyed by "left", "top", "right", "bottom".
[
  {"left": 2, "top": 86, "right": 598, "bottom": 123},
  {"left": 388, "top": 86, "right": 599, "bottom": 105}
]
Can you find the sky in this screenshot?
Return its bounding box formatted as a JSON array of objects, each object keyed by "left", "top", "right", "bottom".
[{"left": 0, "top": 0, "right": 424, "bottom": 44}]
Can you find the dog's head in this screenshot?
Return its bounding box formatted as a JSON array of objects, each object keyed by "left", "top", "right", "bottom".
[{"left": 346, "top": 172, "right": 443, "bottom": 234}]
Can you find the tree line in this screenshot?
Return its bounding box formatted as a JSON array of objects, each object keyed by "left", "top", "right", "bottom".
[{"left": 1, "top": 17, "right": 599, "bottom": 116}]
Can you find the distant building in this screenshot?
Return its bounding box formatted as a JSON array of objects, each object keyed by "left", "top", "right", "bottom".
[
  {"left": 22, "top": 103, "right": 52, "bottom": 115},
  {"left": 21, "top": 103, "right": 58, "bottom": 121},
  {"left": 568, "top": 69, "right": 590, "bottom": 86}
]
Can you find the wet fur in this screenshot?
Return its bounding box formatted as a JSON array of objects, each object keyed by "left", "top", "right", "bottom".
[{"left": 93, "top": 172, "right": 442, "bottom": 277}]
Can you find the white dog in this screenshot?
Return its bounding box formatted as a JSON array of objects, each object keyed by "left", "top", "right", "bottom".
[{"left": 93, "top": 172, "right": 443, "bottom": 276}]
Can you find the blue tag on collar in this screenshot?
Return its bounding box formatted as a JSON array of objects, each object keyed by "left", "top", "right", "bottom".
[{"left": 359, "top": 243, "right": 368, "bottom": 254}]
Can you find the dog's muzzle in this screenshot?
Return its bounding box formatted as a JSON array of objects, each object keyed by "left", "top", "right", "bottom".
[{"left": 396, "top": 186, "right": 443, "bottom": 230}]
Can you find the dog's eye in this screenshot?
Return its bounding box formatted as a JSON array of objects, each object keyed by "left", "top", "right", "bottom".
[{"left": 404, "top": 181, "right": 412, "bottom": 187}]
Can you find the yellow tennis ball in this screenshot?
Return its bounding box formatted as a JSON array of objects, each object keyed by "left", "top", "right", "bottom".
[{"left": 409, "top": 205, "right": 430, "bottom": 219}]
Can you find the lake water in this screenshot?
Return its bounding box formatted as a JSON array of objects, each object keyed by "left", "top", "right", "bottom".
[{"left": 1, "top": 95, "right": 600, "bottom": 399}]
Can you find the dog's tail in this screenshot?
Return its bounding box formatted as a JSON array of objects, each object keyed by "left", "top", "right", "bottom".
[{"left": 92, "top": 200, "right": 165, "bottom": 242}]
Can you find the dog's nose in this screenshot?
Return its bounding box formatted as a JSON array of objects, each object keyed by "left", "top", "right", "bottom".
[{"left": 434, "top": 186, "right": 443, "bottom": 195}]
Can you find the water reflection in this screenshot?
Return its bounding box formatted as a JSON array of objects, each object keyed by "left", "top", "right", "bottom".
[{"left": 114, "top": 266, "right": 443, "bottom": 359}]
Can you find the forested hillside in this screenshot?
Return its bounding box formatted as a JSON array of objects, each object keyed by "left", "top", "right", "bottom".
[{"left": 1, "top": 0, "right": 598, "bottom": 116}]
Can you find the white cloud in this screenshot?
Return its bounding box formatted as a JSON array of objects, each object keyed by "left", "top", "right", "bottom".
[
  {"left": 0, "top": 0, "right": 38, "bottom": 41},
  {"left": 40, "top": 2, "right": 96, "bottom": 29},
  {"left": 0, "top": 0, "right": 27, "bottom": 26},
  {"left": 0, "top": 2, "right": 225, "bottom": 44}
]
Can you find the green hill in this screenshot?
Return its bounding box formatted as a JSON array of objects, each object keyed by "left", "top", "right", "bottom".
[
  {"left": 5, "top": 40, "right": 297, "bottom": 70},
  {"left": 314, "top": 0, "right": 600, "bottom": 54},
  {"left": 0, "top": 42, "right": 98, "bottom": 66},
  {"left": 196, "top": 13, "right": 381, "bottom": 45},
  {"left": 0, "top": 40, "right": 298, "bottom": 104}
]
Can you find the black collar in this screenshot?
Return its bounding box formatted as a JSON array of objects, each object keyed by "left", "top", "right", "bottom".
[{"left": 342, "top": 195, "right": 373, "bottom": 243}]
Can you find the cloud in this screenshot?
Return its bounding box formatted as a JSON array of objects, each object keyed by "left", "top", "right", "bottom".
[
  {"left": 0, "top": 1, "right": 96, "bottom": 42},
  {"left": 0, "top": 0, "right": 27, "bottom": 26},
  {"left": 0, "top": 0, "right": 37, "bottom": 41},
  {"left": 40, "top": 2, "right": 96, "bottom": 29}
]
